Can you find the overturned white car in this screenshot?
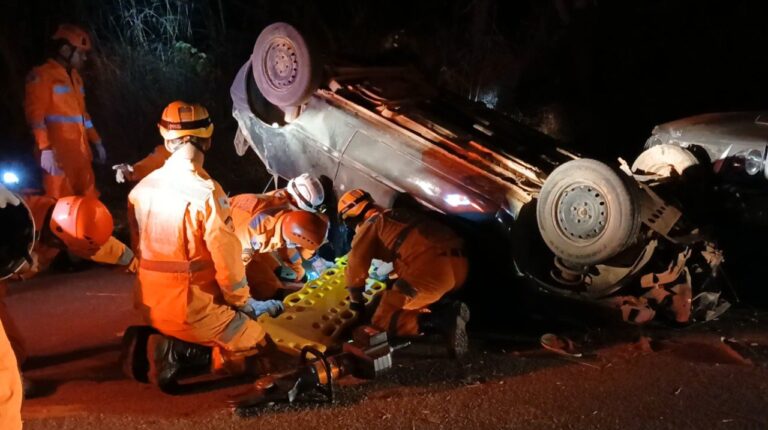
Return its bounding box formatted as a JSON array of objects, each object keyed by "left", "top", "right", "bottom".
[{"left": 229, "top": 23, "right": 728, "bottom": 325}]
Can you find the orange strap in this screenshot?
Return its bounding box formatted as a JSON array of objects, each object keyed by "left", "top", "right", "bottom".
[{"left": 139, "top": 259, "right": 213, "bottom": 273}]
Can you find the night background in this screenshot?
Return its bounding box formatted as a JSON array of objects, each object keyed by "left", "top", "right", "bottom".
[
  {"left": 2, "top": 0, "right": 768, "bottom": 200},
  {"left": 4, "top": 2, "right": 768, "bottom": 428}
]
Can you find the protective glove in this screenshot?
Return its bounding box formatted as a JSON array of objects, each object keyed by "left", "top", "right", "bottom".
[
  {"left": 240, "top": 298, "right": 284, "bottom": 320},
  {"left": 0, "top": 184, "right": 21, "bottom": 208},
  {"left": 40, "top": 149, "right": 63, "bottom": 176},
  {"left": 309, "top": 256, "right": 335, "bottom": 274},
  {"left": 369, "top": 259, "right": 394, "bottom": 281},
  {"left": 112, "top": 163, "right": 134, "bottom": 183},
  {"left": 92, "top": 142, "right": 107, "bottom": 164}
]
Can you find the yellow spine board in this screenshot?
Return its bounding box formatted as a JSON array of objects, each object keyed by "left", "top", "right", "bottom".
[{"left": 258, "top": 256, "right": 386, "bottom": 356}]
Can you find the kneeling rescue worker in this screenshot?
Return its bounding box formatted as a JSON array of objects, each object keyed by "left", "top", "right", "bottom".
[
  {"left": 338, "top": 189, "right": 471, "bottom": 357},
  {"left": 128, "top": 101, "right": 283, "bottom": 392},
  {"left": 230, "top": 193, "right": 330, "bottom": 299}
]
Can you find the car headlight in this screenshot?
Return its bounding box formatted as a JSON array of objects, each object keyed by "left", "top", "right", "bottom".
[{"left": 744, "top": 149, "right": 764, "bottom": 176}]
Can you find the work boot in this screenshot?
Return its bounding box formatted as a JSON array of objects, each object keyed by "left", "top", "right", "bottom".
[
  {"left": 419, "top": 301, "right": 471, "bottom": 358},
  {"left": 146, "top": 334, "right": 211, "bottom": 394}
]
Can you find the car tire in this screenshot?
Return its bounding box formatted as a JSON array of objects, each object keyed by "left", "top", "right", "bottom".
[
  {"left": 251, "top": 22, "right": 319, "bottom": 107},
  {"left": 631, "top": 144, "right": 700, "bottom": 177},
  {"left": 536, "top": 159, "right": 641, "bottom": 266}
]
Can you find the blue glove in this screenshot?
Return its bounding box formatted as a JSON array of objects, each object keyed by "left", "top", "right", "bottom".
[
  {"left": 240, "top": 298, "right": 284, "bottom": 319},
  {"left": 92, "top": 142, "right": 107, "bottom": 164}
]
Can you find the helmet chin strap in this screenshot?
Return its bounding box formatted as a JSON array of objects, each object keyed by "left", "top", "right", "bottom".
[{"left": 57, "top": 44, "right": 76, "bottom": 71}]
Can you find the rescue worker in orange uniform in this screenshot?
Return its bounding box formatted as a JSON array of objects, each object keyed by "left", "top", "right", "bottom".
[
  {"left": 128, "top": 101, "right": 283, "bottom": 392},
  {"left": 25, "top": 24, "right": 107, "bottom": 199},
  {"left": 229, "top": 194, "right": 329, "bottom": 299},
  {"left": 0, "top": 185, "right": 24, "bottom": 430},
  {"left": 1, "top": 184, "right": 132, "bottom": 427},
  {"left": 113, "top": 146, "right": 332, "bottom": 281},
  {"left": 338, "top": 189, "right": 471, "bottom": 357},
  {"left": 2, "top": 193, "right": 135, "bottom": 363},
  {"left": 112, "top": 145, "right": 171, "bottom": 184}
]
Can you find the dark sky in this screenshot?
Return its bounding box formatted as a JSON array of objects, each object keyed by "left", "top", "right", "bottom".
[{"left": 2, "top": 0, "right": 768, "bottom": 183}]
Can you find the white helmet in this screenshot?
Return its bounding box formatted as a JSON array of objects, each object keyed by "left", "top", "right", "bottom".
[{"left": 286, "top": 173, "right": 324, "bottom": 212}]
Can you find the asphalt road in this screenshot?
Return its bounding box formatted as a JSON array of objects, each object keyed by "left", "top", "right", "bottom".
[{"left": 5, "top": 267, "right": 768, "bottom": 429}]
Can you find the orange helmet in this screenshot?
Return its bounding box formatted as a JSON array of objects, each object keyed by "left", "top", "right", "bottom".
[
  {"left": 52, "top": 24, "right": 92, "bottom": 51},
  {"left": 281, "top": 211, "right": 329, "bottom": 251},
  {"left": 49, "top": 196, "right": 113, "bottom": 254},
  {"left": 337, "top": 189, "right": 374, "bottom": 221},
  {"left": 158, "top": 101, "right": 214, "bottom": 140}
]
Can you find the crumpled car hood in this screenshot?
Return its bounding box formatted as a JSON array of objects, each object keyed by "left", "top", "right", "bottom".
[{"left": 650, "top": 112, "right": 768, "bottom": 156}]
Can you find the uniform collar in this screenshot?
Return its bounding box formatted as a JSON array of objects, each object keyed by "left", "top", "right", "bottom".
[
  {"left": 166, "top": 146, "right": 205, "bottom": 170},
  {"left": 45, "top": 58, "right": 70, "bottom": 75}
]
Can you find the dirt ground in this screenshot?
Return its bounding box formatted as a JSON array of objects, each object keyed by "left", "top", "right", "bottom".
[{"left": 5, "top": 266, "right": 768, "bottom": 430}]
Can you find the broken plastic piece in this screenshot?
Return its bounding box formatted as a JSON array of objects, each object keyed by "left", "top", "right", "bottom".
[{"left": 540, "top": 333, "right": 582, "bottom": 358}]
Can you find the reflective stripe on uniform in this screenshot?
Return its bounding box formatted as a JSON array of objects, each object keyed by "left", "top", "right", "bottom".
[
  {"left": 230, "top": 277, "right": 248, "bottom": 291},
  {"left": 116, "top": 247, "right": 135, "bottom": 266},
  {"left": 287, "top": 252, "right": 301, "bottom": 263},
  {"left": 139, "top": 258, "right": 214, "bottom": 273},
  {"left": 84, "top": 119, "right": 94, "bottom": 129},
  {"left": 52, "top": 85, "right": 71, "bottom": 94},
  {"left": 45, "top": 114, "right": 84, "bottom": 124},
  {"left": 30, "top": 122, "right": 46, "bottom": 130},
  {"left": 217, "top": 312, "right": 249, "bottom": 344},
  {"left": 79, "top": 86, "right": 85, "bottom": 94}
]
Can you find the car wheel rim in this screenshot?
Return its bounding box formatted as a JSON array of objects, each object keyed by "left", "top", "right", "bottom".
[
  {"left": 553, "top": 183, "right": 608, "bottom": 244},
  {"left": 263, "top": 37, "right": 299, "bottom": 91}
]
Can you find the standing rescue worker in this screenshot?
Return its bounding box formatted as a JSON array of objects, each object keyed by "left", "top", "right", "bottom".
[
  {"left": 25, "top": 24, "right": 107, "bottom": 199},
  {"left": 229, "top": 194, "right": 329, "bottom": 299},
  {"left": 128, "top": 101, "right": 283, "bottom": 392},
  {"left": 338, "top": 189, "right": 471, "bottom": 357}
]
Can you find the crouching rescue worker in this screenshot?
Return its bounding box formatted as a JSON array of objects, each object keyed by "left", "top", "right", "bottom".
[
  {"left": 1, "top": 183, "right": 132, "bottom": 425},
  {"left": 25, "top": 24, "right": 107, "bottom": 199},
  {"left": 128, "top": 101, "right": 283, "bottom": 393},
  {"left": 230, "top": 193, "right": 329, "bottom": 299},
  {"left": 338, "top": 189, "right": 471, "bottom": 357}
]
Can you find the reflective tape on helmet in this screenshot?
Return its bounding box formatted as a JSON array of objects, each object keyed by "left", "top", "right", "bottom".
[{"left": 158, "top": 117, "right": 212, "bottom": 131}]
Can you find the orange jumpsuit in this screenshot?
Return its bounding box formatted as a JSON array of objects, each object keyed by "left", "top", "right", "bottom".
[
  {"left": 128, "top": 152, "right": 266, "bottom": 354},
  {"left": 25, "top": 59, "right": 102, "bottom": 198},
  {"left": 128, "top": 145, "right": 172, "bottom": 182},
  {"left": 230, "top": 194, "right": 315, "bottom": 290},
  {"left": 346, "top": 209, "right": 468, "bottom": 336},
  {"left": 229, "top": 193, "right": 317, "bottom": 299},
  {"left": 0, "top": 319, "right": 22, "bottom": 430}
]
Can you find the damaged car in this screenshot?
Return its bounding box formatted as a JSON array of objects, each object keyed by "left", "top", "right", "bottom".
[
  {"left": 633, "top": 111, "right": 768, "bottom": 304},
  {"left": 634, "top": 112, "right": 768, "bottom": 225},
  {"left": 230, "top": 22, "right": 728, "bottom": 325}
]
